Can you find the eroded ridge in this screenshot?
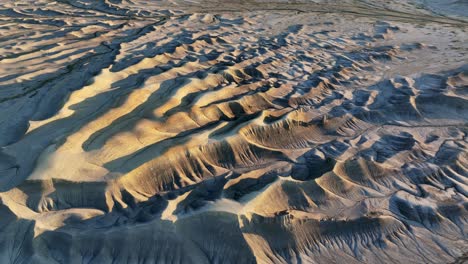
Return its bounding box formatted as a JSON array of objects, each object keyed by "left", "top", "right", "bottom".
[{"left": 0, "top": 1, "right": 467, "bottom": 263}]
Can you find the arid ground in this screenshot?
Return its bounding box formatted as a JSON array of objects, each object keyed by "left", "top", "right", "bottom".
[{"left": 0, "top": 0, "right": 467, "bottom": 263}]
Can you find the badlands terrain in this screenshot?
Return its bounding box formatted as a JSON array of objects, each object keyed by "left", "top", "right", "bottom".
[{"left": 0, "top": 0, "right": 467, "bottom": 263}]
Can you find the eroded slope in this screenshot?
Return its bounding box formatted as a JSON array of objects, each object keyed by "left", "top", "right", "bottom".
[{"left": 0, "top": 1, "right": 467, "bottom": 263}]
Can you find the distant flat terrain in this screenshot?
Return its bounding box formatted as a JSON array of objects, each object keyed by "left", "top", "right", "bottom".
[{"left": 0, "top": 1, "right": 467, "bottom": 263}]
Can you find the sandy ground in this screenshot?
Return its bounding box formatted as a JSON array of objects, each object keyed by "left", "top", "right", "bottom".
[{"left": 0, "top": 0, "right": 467, "bottom": 263}]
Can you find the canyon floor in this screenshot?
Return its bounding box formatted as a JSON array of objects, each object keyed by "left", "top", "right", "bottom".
[{"left": 0, "top": 0, "right": 467, "bottom": 263}]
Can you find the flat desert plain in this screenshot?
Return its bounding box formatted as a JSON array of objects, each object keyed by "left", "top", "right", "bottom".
[{"left": 0, "top": 0, "right": 467, "bottom": 263}]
